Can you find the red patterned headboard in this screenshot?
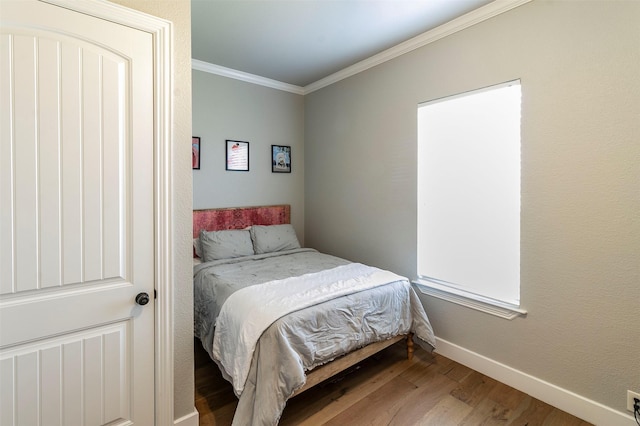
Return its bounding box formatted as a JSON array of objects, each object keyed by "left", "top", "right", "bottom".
[{"left": 193, "top": 205, "right": 291, "bottom": 238}]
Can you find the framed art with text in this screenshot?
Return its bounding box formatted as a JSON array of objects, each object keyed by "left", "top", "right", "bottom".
[
  {"left": 271, "top": 145, "right": 291, "bottom": 173},
  {"left": 226, "top": 140, "right": 249, "bottom": 171}
]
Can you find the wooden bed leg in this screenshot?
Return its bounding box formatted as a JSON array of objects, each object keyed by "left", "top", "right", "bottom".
[{"left": 407, "top": 333, "right": 414, "bottom": 361}]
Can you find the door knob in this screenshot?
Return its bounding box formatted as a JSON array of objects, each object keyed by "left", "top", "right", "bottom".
[{"left": 135, "top": 292, "right": 150, "bottom": 306}]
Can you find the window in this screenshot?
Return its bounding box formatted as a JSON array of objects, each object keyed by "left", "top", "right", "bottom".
[{"left": 415, "top": 80, "right": 525, "bottom": 319}]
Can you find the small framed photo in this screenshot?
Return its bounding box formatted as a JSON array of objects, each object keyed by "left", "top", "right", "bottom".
[
  {"left": 192, "top": 137, "right": 200, "bottom": 169},
  {"left": 271, "top": 145, "right": 291, "bottom": 173},
  {"left": 226, "top": 140, "right": 249, "bottom": 171}
]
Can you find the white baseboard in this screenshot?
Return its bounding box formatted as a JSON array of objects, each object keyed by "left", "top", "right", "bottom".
[
  {"left": 434, "top": 338, "right": 635, "bottom": 426},
  {"left": 174, "top": 408, "right": 199, "bottom": 426}
]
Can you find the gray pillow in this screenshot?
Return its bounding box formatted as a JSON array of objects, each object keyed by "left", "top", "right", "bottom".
[
  {"left": 193, "top": 238, "right": 202, "bottom": 258},
  {"left": 199, "top": 229, "right": 254, "bottom": 262},
  {"left": 250, "top": 224, "right": 300, "bottom": 254}
]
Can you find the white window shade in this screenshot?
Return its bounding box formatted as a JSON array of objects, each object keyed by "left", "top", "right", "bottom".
[{"left": 417, "top": 81, "right": 521, "bottom": 306}]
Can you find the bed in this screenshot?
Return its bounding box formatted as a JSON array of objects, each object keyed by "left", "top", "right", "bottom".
[{"left": 193, "top": 205, "right": 436, "bottom": 425}]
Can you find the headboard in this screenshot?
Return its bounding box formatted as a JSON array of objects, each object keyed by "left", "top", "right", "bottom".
[{"left": 192, "top": 204, "right": 291, "bottom": 238}]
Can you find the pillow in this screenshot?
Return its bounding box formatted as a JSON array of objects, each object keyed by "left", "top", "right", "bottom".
[
  {"left": 193, "top": 238, "right": 202, "bottom": 258},
  {"left": 199, "top": 229, "right": 254, "bottom": 262},
  {"left": 250, "top": 224, "right": 300, "bottom": 254}
]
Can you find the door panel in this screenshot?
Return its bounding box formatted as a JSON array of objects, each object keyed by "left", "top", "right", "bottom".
[
  {"left": 1, "top": 322, "right": 131, "bottom": 426},
  {"left": 1, "top": 32, "right": 130, "bottom": 294},
  {"left": 0, "top": 1, "right": 154, "bottom": 424}
]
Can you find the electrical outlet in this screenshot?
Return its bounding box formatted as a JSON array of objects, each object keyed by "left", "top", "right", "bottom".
[{"left": 628, "top": 390, "right": 640, "bottom": 412}]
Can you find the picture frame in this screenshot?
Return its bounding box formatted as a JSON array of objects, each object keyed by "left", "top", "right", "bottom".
[
  {"left": 226, "top": 140, "right": 249, "bottom": 171},
  {"left": 271, "top": 145, "right": 291, "bottom": 173},
  {"left": 192, "top": 136, "right": 200, "bottom": 170}
]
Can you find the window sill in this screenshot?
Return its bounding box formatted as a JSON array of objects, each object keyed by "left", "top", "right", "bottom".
[{"left": 412, "top": 279, "right": 527, "bottom": 320}]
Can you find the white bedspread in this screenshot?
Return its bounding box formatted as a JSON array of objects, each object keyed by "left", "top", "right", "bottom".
[{"left": 213, "top": 262, "right": 406, "bottom": 396}]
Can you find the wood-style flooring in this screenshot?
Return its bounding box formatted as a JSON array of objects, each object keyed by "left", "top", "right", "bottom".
[{"left": 195, "top": 339, "right": 592, "bottom": 425}]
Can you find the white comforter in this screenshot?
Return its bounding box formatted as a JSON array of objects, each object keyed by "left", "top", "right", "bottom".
[{"left": 214, "top": 262, "right": 412, "bottom": 396}]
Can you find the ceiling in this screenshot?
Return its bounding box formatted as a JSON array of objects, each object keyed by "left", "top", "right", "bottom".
[{"left": 191, "top": 0, "right": 495, "bottom": 88}]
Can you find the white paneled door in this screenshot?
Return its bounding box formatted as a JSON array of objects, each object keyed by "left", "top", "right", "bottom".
[{"left": 0, "top": 1, "right": 155, "bottom": 425}]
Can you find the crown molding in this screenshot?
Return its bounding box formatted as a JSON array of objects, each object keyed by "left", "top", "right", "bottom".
[
  {"left": 192, "top": 59, "right": 305, "bottom": 95},
  {"left": 192, "top": 0, "right": 532, "bottom": 95},
  {"left": 304, "top": 0, "right": 532, "bottom": 94}
]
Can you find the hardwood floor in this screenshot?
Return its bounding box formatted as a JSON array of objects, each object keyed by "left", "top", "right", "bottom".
[{"left": 195, "top": 339, "right": 592, "bottom": 426}]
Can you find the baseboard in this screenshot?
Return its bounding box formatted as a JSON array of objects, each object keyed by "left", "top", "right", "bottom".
[
  {"left": 434, "top": 338, "right": 635, "bottom": 426},
  {"left": 174, "top": 408, "right": 199, "bottom": 426}
]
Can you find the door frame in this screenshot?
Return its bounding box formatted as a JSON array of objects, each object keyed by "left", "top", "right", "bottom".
[{"left": 41, "top": 0, "right": 175, "bottom": 423}]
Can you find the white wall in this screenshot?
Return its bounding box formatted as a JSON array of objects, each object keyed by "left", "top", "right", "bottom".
[
  {"left": 304, "top": 0, "right": 639, "bottom": 418},
  {"left": 192, "top": 71, "right": 306, "bottom": 242}
]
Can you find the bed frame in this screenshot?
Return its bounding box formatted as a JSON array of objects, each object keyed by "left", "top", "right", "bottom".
[{"left": 193, "top": 204, "right": 414, "bottom": 396}]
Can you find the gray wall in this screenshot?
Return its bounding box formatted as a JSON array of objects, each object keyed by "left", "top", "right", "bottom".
[
  {"left": 192, "top": 71, "right": 306, "bottom": 242},
  {"left": 304, "top": 0, "right": 639, "bottom": 416}
]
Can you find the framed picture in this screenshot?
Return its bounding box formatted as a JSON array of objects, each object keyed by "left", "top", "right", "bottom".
[
  {"left": 192, "top": 136, "right": 200, "bottom": 169},
  {"left": 271, "top": 145, "right": 291, "bottom": 173},
  {"left": 226, "top": 140, "right": 249, "bottom": 171}
]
